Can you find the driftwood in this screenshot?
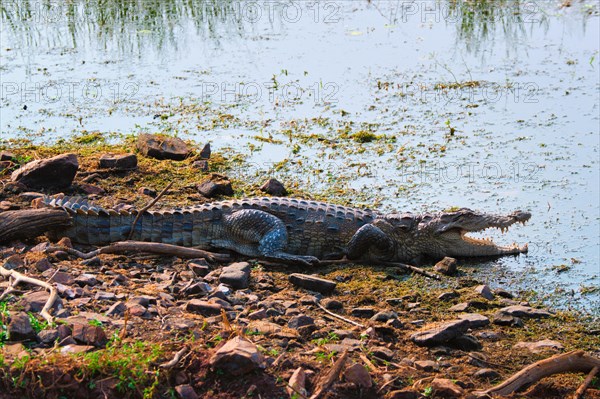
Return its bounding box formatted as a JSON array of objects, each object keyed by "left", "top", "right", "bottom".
[
  {"left": 315, "top": 299, "right": 365, "bottom": 328},
  {"left": 46, "top": 241, "right": 231, "bottom": 262},
  {"left": 574, "top": 366, "right": 599, "bottom": 399},
  {"left": 0, "top": 266, "right": 58, "bottom": 324},
  {"left": 474, "top": 350, "right": 600, "bottom": 397},
  {"left": 310, "top": 349, "right": 349, "bottom": 399},
  {"left": 0, "top": 208, "right": 71, "bottom": 242}
]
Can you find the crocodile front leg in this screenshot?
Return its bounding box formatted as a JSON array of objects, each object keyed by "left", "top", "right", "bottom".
[
  {"left": 347, "top": 223, "right": 395, "bottom": 262},
  {"left": 215, "top": 209, "right": 319, "bottom": 266}
]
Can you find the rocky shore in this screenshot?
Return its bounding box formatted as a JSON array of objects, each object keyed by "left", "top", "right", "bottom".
[{"left": 0, "top": 136, "right": 598, "bottom": 399}]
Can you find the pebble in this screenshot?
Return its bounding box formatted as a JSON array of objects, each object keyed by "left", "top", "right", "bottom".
[{"left": 219, "top": 262, "right": 251, "bottom": 289}]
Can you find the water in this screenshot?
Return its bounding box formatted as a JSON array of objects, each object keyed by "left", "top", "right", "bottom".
[{"left": 1, "top": 0, "right": 598, "bottom": 317}]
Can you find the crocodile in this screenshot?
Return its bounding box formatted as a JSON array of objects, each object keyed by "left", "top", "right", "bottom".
[{"left": 41, "top": 196, "right": 530, "bottom": 266}]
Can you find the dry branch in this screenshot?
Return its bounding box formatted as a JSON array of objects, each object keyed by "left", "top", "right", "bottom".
[
  {"left": 315, "top": 300, "right": 365, "bottom": 328},
  {"left": 0, "top": 208, "right": 71, "bottom": 243},
  {"left": 159, "top": 345, "right": 190, "bottom": 369},
  {"left": 310, "top": 349, "right": 349, "bottom": 399},
  {"left": 474, "top": 350, "right": 600, "bottom": 397},
  {"left": 46, "top": 241, "right": 230, "bottom": 262},
  {"left": 0, "top": 266, "right": 58, "bottom": 323},
  {"left": 573, "top": 365, "right": 599, "bottom": 399}
]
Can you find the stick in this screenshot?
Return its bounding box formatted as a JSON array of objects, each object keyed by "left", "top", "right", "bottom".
[
  {"left": 159, "top": 346, "right": 190, "bottom": 369},
  {"left": 0, "top": 208, "right": 71, "bottom": 243},
  {"left": 0, "top": 266, "right": 58, "bottom": 324},
  {"left": 315, "top": 300, "right": 364, "bottom": 328},
  {"left": 474, "top": 350, "right": 600, "bottom": 397},
  {"left": 573, "top": 366, "right": 599, "bottom": 399},
  {"left": 128, "top": 181, "right": 173, "bottom": 240},
  {"left": 384, "top": 262, "right": 441, "bottom": 280},
  {"left": 310, "top": 350, "right": 349, "bottom": 399},
  {"left": 46, "top": 241, "right": 230, "bottom": 262}
]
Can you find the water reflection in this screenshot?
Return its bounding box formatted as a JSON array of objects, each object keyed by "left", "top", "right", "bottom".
[
  {"left": 0, "top": 0, "right": 239, "bottom": 57},
  {"left": 0, "top": 0, "right": 556, "bottom": 58}
]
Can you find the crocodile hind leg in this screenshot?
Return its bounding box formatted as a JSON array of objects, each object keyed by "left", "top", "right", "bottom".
[
  {"left": 215, "top": 209, "right": 319, "bottom": 266},
  {"left": 347, "top": 224, "right": 395, "bottom": 261}
]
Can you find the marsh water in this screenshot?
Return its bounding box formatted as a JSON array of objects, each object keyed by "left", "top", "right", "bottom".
[{"left": 1, "top": 0, "right": 598, "bottom": 317}]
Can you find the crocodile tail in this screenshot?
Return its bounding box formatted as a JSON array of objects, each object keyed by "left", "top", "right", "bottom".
[{"left": 42, "top": 196, "right": 133, "bottom": 245}]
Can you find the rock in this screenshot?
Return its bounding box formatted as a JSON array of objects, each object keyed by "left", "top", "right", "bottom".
[
  {"left": 449, "top": 334, "right": 482, "bottom": 351},
  {"left": 351, "top": 307, "right": 376, "bottom": 319},
  {"left": 288, "top": 315, "right": 315, "bottom": 329},
  {"left": 431, "top": 378, "right": 464, "bottom": 397},
  {"left": 7, "top": 312, "right": 36, "bottom": 341},
  {"left": 473, "top": 368, "right": 502, "bottom": 380},
  {"left": 11, "top": 153, "right": 78, "bottom": 189},
  {"left": 492, "top": 312, "right": 524, "bottom": 327},
  {"left": 182, "top": 282, "right": 211, "bottom": 296},
  {"left": 371, "top": 310, "right": 397, "bottom": 322},
  {"left": 433, "top": 257, "right": 457, "bottom": 275},
  {"left": 245, "top": 321, "right": 284, "bottom": 337},
  {"left": 197, "top": 173, "right": 234, "bottom": 197},
  {"left": 388, "top": 389, "right": 422, "bottom": 399},
  {"left": 260, "top": 178, "right": 288, "bottom": 196},
  {"left": 2, "top": 254, "right": 23, "bottom": 270},
  {"left": 475, "top": 284, "right": 495, "bottom": 300},
  {"left": 247, "top": 309, "right": 267, "bottom": 320},
  {"left": 344, "top": 363, "right": 372, "bottom": 388},
  {"left": 163, "top": 317, "right": 197, "bottom": 331},
  {"left": 288, "top": 273, "right": 336, "bottom": 294},
  {"left": 410, "top": 319, "right": 470, "bottom": 347},
  {"left": 371, "top": 346, "right": 394, "bottom": 361},
  {"left": 414, "top": 360, "right": 439, "bottom": 372},
  {"left": 513, "top": 340, "right": 564, "bottom": 353},
  {"left": 0, "top": 151, "right": 16, "bottom": 161},
  {"left": 477, "top": 331, "right": 502, "bottom": 340},
  {"left": 199, "top": 143, "right": 211, "bottom": 159},
  {"left": 74, "top": 273, "right": 99, "bottom": 287},
  {"left": 438, "top": 291, "right": 459, "bottom": 301},
  {"left": 48, "top": 271, "right": 75, "bottom": 285},
  {"left": 449, "top": 302, "right": 470, "bottom": 312},
  {"left": 20, "top": 290, "right": 63, "bottom": 313},
  {"left": 137, "top": 133, "right": 190, "bottom": 160},
  {"left": 192, "top": 160, "right": 209, "bottom": 171},
  {"left": 497, "top": 305, "right": 552, "bottom": 319},
  {"left": 79, "top": 183, "right": 105, "bottom": 195},
  {"left": 71, "top": 323, "right": 108, "bottom": 347},
  {"left": 322, "top": 298, "right": 343, "bottom": 310},
  {"left": 174, "top": 384, "right": 198, "bottom": 399},
  {"left": 105, "top": 301, "right": 126, "bottom": 317},
  {"left": 38, "top": 329, "right": 59, "bottom": 345},
  {"left": 60, "top": 344, "right": 95, "bottom": 354},
  {"left": 138, "top": 187, "right": 157, "bottom": 197},
  {"left": 189, "top": 260, "right": 210, "bottom": 277},
  {"left": 458, "top": 313, "right": 490, "bottom": 329},
  {"left": 287, "top": 367, "right": 308, "bottom": 397},
  {"left": 99, "top": 154, "right": 138, "bottom": 170},
  {"left": 185, "top": 299, "right": 224, "bottom": 316},
  {"left": 219, "top": 262, "right": 251, "bottom": 289},
  {"left": 0, "top": 200, "right": 16, "bottom": 211},
  {"left": 209, "top": 336, "right": 264, "bottom": 376}
]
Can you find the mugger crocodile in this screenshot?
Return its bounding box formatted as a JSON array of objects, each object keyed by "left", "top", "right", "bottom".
[{"left": 40, "top": 196, "right": 530, "bottom": 266}]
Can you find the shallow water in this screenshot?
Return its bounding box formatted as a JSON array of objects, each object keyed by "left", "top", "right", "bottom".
[{"left": 1, "top": 0, "right": 598, "bottom": 316}]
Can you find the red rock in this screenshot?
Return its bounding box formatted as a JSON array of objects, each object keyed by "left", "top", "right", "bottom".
[
  {"left": 344, "top": 363, "right": 372, "bottom": 388},
  {"left": 209, "top": 336, "right": 264, "bottom": 376},
  {"left": 137, "top": 134, "right": 190, "bottom": 160},
  {"left": 431, "top": 378, "right": 464, "bottom": 397}
]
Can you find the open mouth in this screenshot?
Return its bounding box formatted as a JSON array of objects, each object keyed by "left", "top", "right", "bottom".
[{"left": 459, "top": 217, "right": 529, "bottom": 253}]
